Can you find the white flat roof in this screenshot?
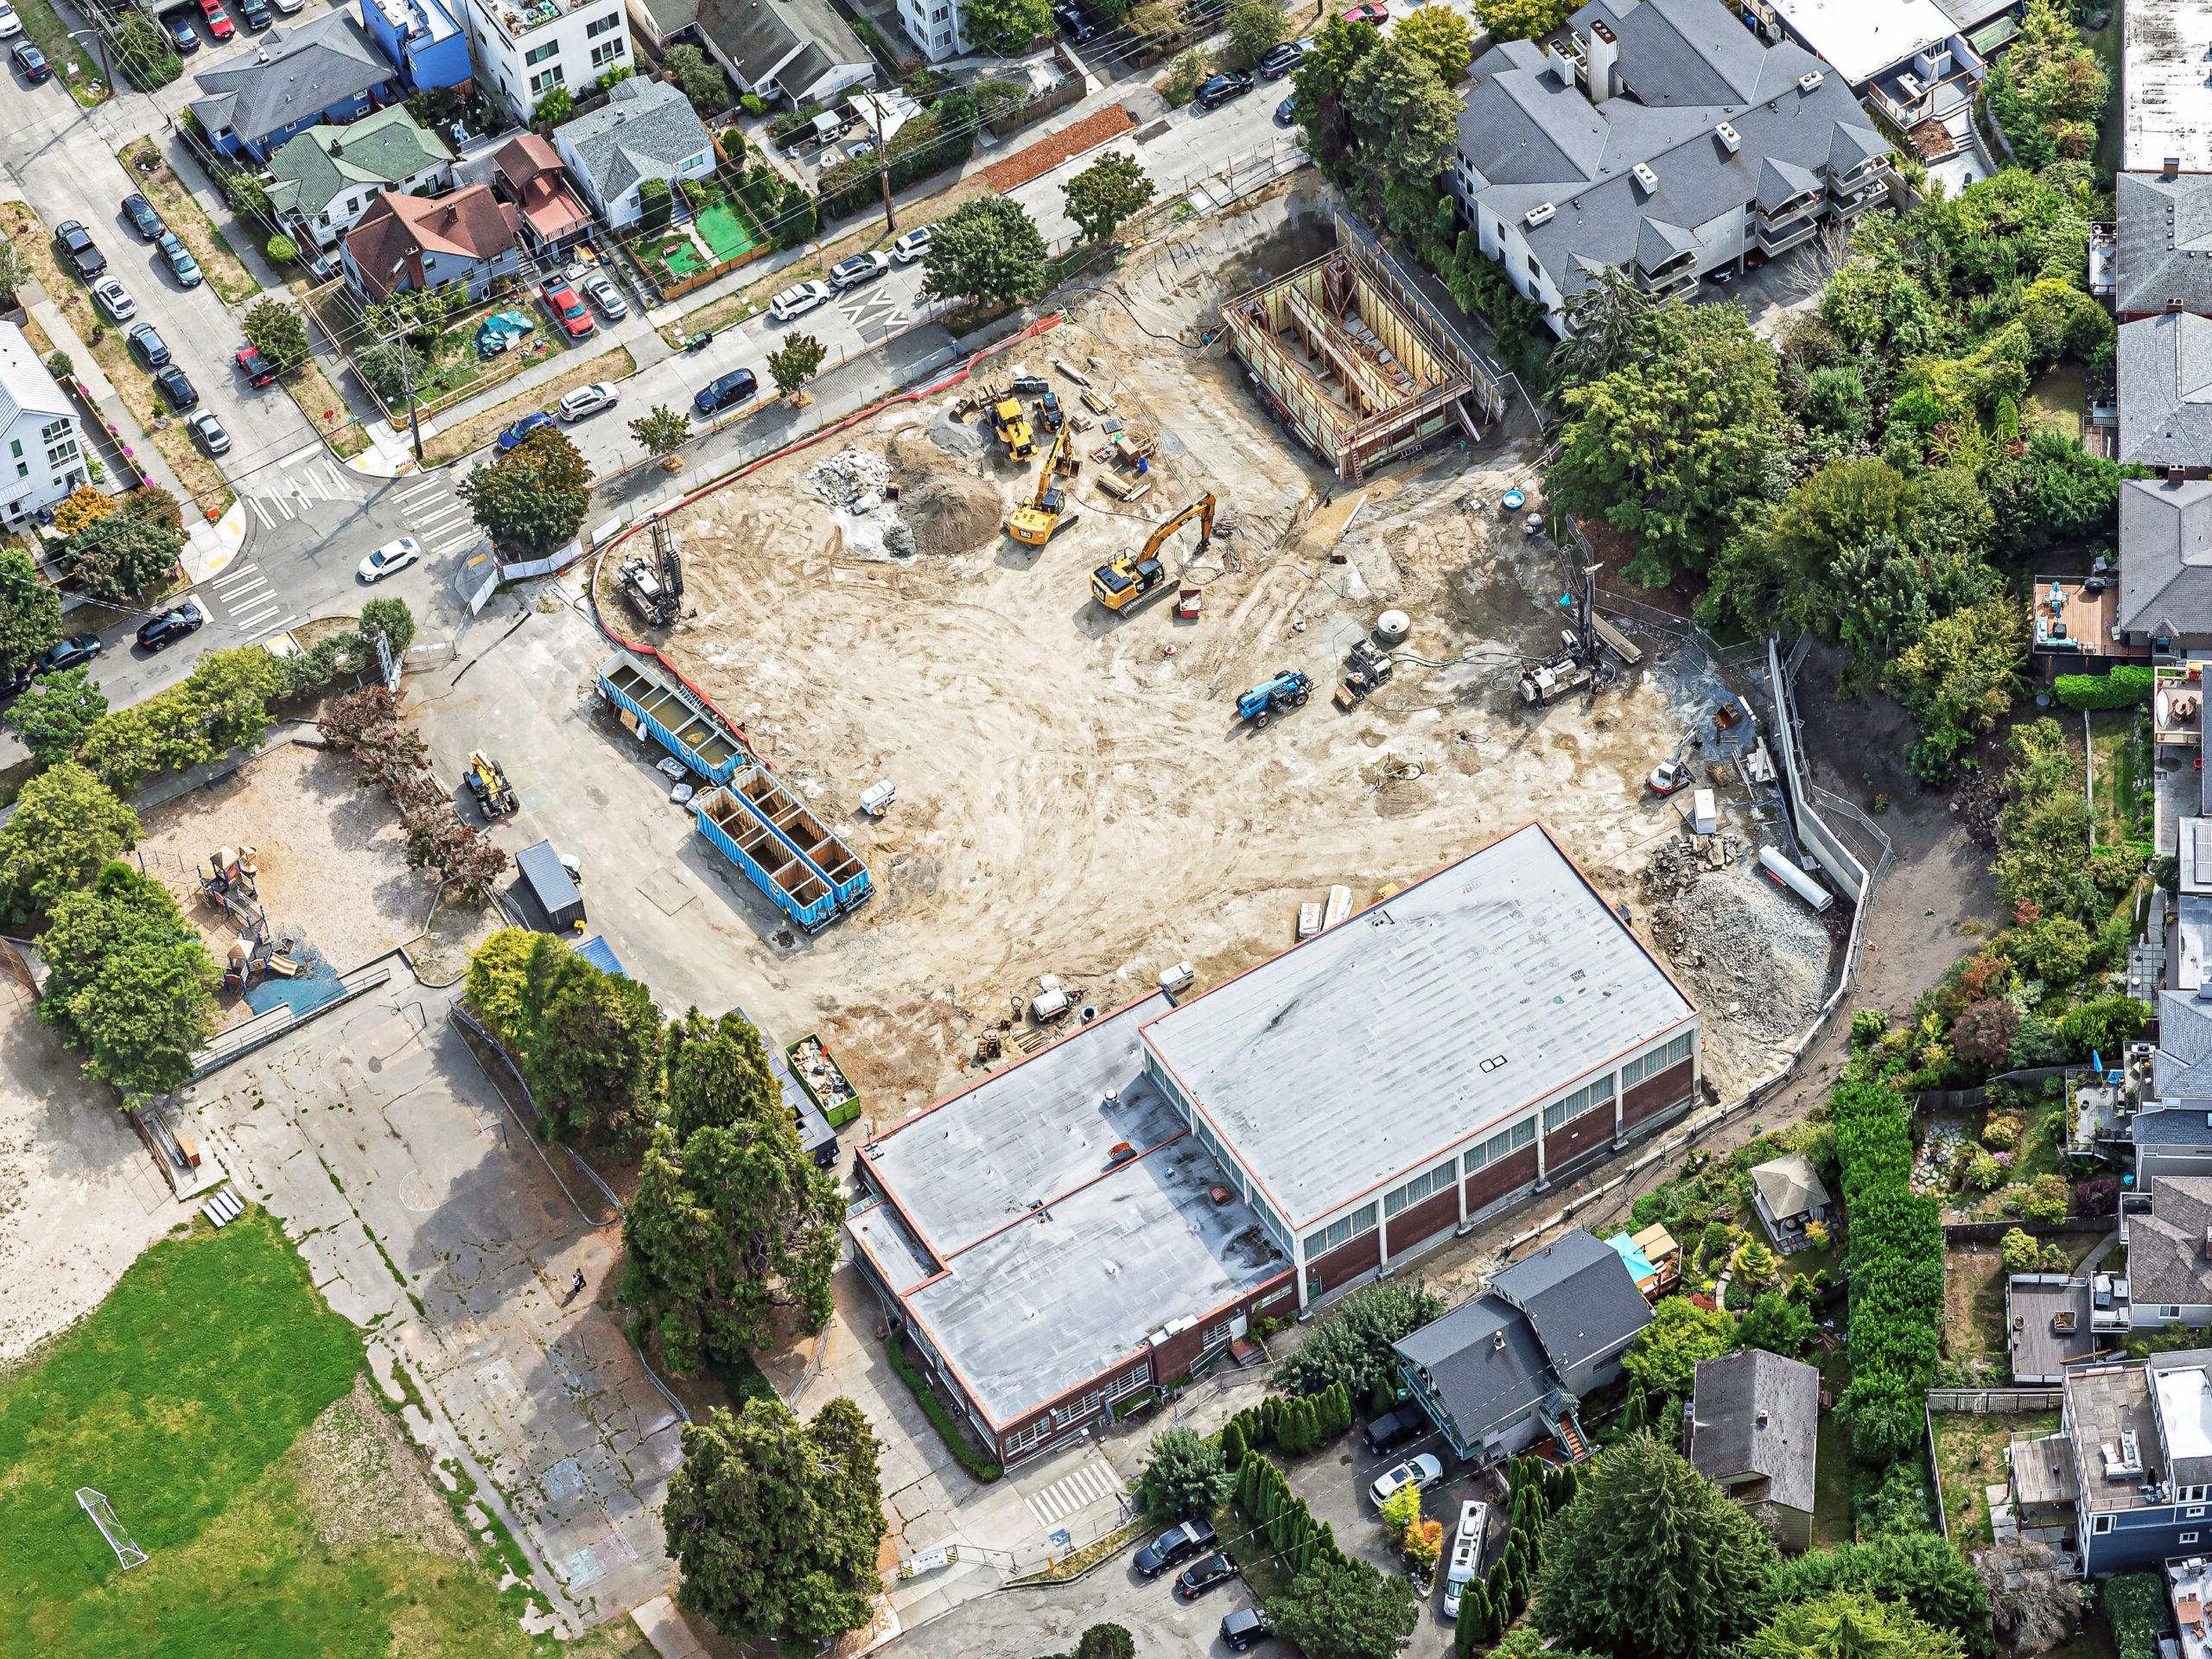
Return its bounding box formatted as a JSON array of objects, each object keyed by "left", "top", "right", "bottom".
[
  {"left": 2127, "top": 0, "right": 2212, "bottom": 174},
  {"left": 1770, "top": 0, "right": 1956, "bottom": 86},
  {"left": 2159, "top": 1363, "right": 2212, "bottom": 1464}
]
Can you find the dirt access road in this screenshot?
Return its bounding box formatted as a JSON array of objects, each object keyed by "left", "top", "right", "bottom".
[{"left": 605, "top": 182, "right": 1777, "bottom": 1117}]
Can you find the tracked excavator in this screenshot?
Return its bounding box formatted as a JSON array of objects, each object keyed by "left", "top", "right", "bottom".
[
  {"left": 1006, "top": 424, "right": 1082, "bottom": 546},
  {"left": 1091, "top": 493, "right": 1215, "bottom": 613}
]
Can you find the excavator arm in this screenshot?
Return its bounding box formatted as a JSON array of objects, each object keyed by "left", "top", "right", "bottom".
[
  {"left": 1028, "top": 426, "right": 1071, "bottom": 512},
  {"left": 1138, "top": 493, "right": 1215, "bottom": 563}
]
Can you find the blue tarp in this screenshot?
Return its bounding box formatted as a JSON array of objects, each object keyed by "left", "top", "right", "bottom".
[
  {"left": 243, "top": 942, "right": 343, "bottom": 1017},
  {"left": 1605, "top": 1230, "right": 1657, "bottom": 1286},
  {"left": 570, "top": 935, "right": 625, "bottom": 977}
]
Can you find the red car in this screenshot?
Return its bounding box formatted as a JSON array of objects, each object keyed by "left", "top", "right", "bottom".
[
  {"left": 200, "top": 0, "right": 235, "bottom": 39},
  {"left": 1343, "top": 1, "right": 1388, "bottom": 22},
  {"left": 234, "top": 344, "right": 278, "bottom": 386},
  {"left": 541, "top": 277, "right": 594, "bottom": 340}
]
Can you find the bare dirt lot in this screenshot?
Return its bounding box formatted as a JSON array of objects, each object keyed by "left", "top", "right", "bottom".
[
  {"left": 134, "top": 742, "right": 438, "bottom": 1006},
  {"left": 619, "top": 183, "right": 1816, "bottom": 1115}
]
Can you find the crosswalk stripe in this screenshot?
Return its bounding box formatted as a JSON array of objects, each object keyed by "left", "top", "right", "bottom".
[
  {"left": 214, "top": 561, "right": 261, "bottom": 588},
  {"left": 218, "top": 581, "right": 270, "bottom": 604},
  {"left": 232, "top": 601, "right": 283, "bottom": 630},
  {"left": 414, "top": 503, "right": 466, "bottom": 529},
  {"left": 245, "top": 613, "right": 298, "bottom": 641},
  {"left": 396, "top": 477, "right": 446, "bottom": 503},
  {"left": 429, "top": 531, "right": 479, "bottom": 556},
  {"left": 249, "top": 499, "right": 274, "bottom": 529},
  {"left": 1022, "top": 1459, "right": 1122, "bottom": 1528}
]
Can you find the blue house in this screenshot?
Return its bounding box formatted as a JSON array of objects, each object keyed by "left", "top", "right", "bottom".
[
  {"left": 356, "top": 0, "right": 471, "bottom": 92},
  {"left": 2069, "top": 1349, "right": 2212, "bottom": 1575},
  {"left": 189, "top": 14, "right": 397, "bottom": 162}
]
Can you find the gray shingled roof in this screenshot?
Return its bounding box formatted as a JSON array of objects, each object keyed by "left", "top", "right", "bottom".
[
  {"left": 2156, "top": 990, "right": 2212, "bottom": 1104},
  {"left": 1395, "top": 1293, "right": 1553, "bottom": 1442},
  {"left": 2120, "top": 314, "right": 2212, "bottom": 467},
  {"left": 1751, "top": 1152, "right": 1831, "bottom": 1220},
  {"left": 1454, "top": 0, "right": 1886, "bottom": 302},
  {"left": 698, "top": 0, "right": 865, "bottom": 89},
  {"left": 1688, "top": 1349, "right": 1821, "bottom": 1516},
  {"left": 2114, "top": 171, "right": 2212, "bottom": 317},
  {"left": 2139, "top": 1103, "right": 2212, "bottom": 1146},
  {"left": 556, "top": 77, "right": 713, "bottom": 207},
  {"left": 2118, "top": 475, "right": 2212, "bottom": 638},
  {"left": 1488, "top": 1227, "right": 1654, "bottom": 1373},
  {"left": 188, "top": 14, "right": 393, "bottom": 148},
  {"left": 1756, "top": 155, "right": 1821, "bottom": 211},
  {"left": 2127, "top": 1176, "right": 2212, "bottom": 1308}
]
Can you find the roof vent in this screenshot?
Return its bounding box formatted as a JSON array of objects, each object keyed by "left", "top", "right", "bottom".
[
  {"left": 1492, "top": 1329, "right": 1507, "bottom": 1351},
  {"left": 2172, "top": 296, "right": 2188, "bottom": 312},
  {"left": 1524, "top": 201, "right": 1556, "bottom": 227},
  {"left": 1796, "top": 70, "right": 1822, "bottom": 92},
  {"left": 1631, "top": 162, "right": 1658, "bottom": 194},
  {"left": 1756, "top": 1408, "right": 1770, "bottom": 1427},
  {"left": 1478, "top": 1054, "right": 1508, "bottom": 1073},
  {"left": 1209, "top": 1185, "right": 1233, "bottom": 1205},
  {"left": 1715, "top": 122, "right": 1742, "bottom": 153}
]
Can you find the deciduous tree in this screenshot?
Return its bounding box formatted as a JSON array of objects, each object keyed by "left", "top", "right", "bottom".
[
  {"left": 0, "top": 242, "right": 31, "bottom": 308},
  {"left": 0, "top": 545, "right": 60, "bottom": 678},
  {"left": 766, "top": 331, "right": 827, "bottom": 401},
  {"left": 1063, "top": 151, "right": 1155, "bottom": 245},
  {"left": 962, "top": 0, "right": 1051, "bottom": 52},
  {"left": 3, "top": 666, "right": 106, "bottom": 768},
  {"left": 458, "top": 428, "right": 591, "bottom": 561},
  {"left": 0, "top": 760, "right": 137, "bottom": 919},
  {"left": 1268, "top": 1553, "right": 1420, "bottom": 1659},
  {"left": 920, "top": 196, "right": 1048, "bottom": 310},
  {"left": 1734, "top": 1291, "right": 1815, "bottom": 1360},
  {"left": 1472, "top": 0, "right": 1570, "bottom": 40},
  {"left": 38, "top": 861, "right": 219, "bottom": 1097},
  {"left": 68, "top": 508, "right": 183, "bottom": 601},
  {"left": 631, "top": 404, "right": 690, "bottom": 463},
  {"left": 663, "top": 1395, "right": 886, "bottom": 1643},
  {"left": 1224, "top": 0, "right": 1287, "bottom": 67},
  {"left": 663, "top": 43, "right": 728, "bottom": 115},
  {"left": 1744, "top": 1588, "right": 1965, "bottom": 1659},
  {"left": 1620, "top": 1296, "right": 1736, "bottom": 1403},
  {"left": 1395, "top": 4, "right": 1473, "bottom": 81}
]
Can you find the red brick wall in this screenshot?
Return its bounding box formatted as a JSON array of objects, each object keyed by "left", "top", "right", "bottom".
[
  {"left": 1384, "top": 1185, "right": 1460, "bottom": 1261},
  {"left": 1306, "top": 1226, "right": 1382, "bottom": 1295},
  {"left": 1544, "top": 1102, "right": 1616, "bottom": 1172},
  {"left": 1464, "top": 1142, "right": 1539, "bottom": 1215},
  {"left": 1623, "top": 1058, "right": 1694, "bottom": 1128}
]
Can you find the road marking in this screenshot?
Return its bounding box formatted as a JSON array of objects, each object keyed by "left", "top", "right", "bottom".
[
  {"left": 273, "top": 442, "right": 323, "bottom": 469},
  {"left": 245, "top": 613, "right": 299, "bottom": 642},
  {"left": 1023, "top": 1458, "right": 1124, "bottom": 1529},
  {"left": 215, "top": 568, "right": 270, "bottom": 594},
  {"left": 413, "top": 502, "right": 467, "bottom": 530},
  {"left": 840, "top": 288, "right": 908, "bottom": 344},
  {"left": 396, "top": 477, "right": 448, "bottom": 504},
  {"left": 429, "top": 531, "right": 480, "bottom": 556},
  {"left": 248, "top": 498, "right": 275, "bottom": 529},
  {"left": 230, "top": 597, "right": 284, "bottom": 627}
]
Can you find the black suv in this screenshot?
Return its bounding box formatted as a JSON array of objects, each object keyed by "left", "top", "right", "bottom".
[
  {"left": 1134, "top": 1517, "right": 1216, "bottom": 1579},
  {"left": 126, "top": 321, "right": 170, "bottom": 368},
  {"left": 136, "top": 601, "right": 206, "bottom": 652},
  {"left": 1194, "top": 70, "right": 1254, "bottom": 110},
  {"left": 153, "top": 365, "right": 198, "bottom": 410},
  {"left": 54, "top": 220, "right": 105, "bottom": 280},
  {"left": 1222, "top": 1608, "right": 1273, "bottom": 1651},
  {"left": 1052, "top": 2, "right": 1095, "bottom": 40},
  {"left": 693, "top": 366, "right": 757, "bottom": 417},
  {"left": 120, "top": 193, "right": 165, "bottom": 240},
  {"left": 1363, "top": 1406, "right": 1424, "bottom": 1455}
]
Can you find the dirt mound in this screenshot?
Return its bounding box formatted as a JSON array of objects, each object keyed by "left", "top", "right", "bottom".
[
  {"left": 288, "top": 1374, "right": 470, "bottom": 1557},
  {"left": 902, "top": 474, "right": 1004, "bottom": 557}
]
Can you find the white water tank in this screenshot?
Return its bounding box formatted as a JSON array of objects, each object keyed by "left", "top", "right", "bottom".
[{"left": 1376, "top": 609, "right": 1410, "bottom": 645}]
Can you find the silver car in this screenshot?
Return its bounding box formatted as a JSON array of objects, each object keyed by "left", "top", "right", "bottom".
[
  {"left": 188, "top": 410, "right": 230, "bottom": 454},
  {"left": 578, "top": 270, "right": 627, "bottom": 321},
  {"left": 91, "top": 276, "right": 135, "bottom": 321},
  {"left": 556, "top": 381, "right": 620, "bottom": 423}
]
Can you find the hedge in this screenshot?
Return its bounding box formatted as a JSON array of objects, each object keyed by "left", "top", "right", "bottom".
[
  {"left": 1235, "top": 1452, "right": 1348, "bottom": 1580},
  {"left": 2106, "top": 1572, "right": 2167, "bottom": 1659},
  {"left": 2053, "top": 664, "right": 2154, "bottom": 709},
  {"left": 1833, "top": 1076, "right": 1943, "bottom": 1465},
  {"left": 886, "top": 1332, "right": 1001, "bottom": 1481}
]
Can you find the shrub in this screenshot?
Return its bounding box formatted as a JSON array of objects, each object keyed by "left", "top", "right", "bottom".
[
  {"left": 2107, "top": 1572, "right": 2167, "bottom": 1659},
  {"left": 1953, "top": 998, "right": 2020, "bottom": 1068},
  {"left": 1132, "top": 1427, "right": 1230, "bottom": 1523},
  {"left": 2007, "top": 1014, "right": 2068, "bottom": 1068},
  {"left": 2022, "top": 1173, "right": 2071, "bottom": 1225},
  {"left": 1963, "top": 1151, "right": 2005, "bottom": 1192},
  {"left": 2075, "top": 1177, "right": 2119, "bottom": 1218},
  {"left": 2000, "top": 1227, "right": 2038, "bottom": 1273},
  {"left": 1980, "top": 1112, "right": 2022, "bottom": 1151},
  {"left": 639, "top": 177, "right": 674, "bottom": 234},
  {"left": 266, "top": 234, "right": 299, "bottom": 264},
  {"left": 44, "top": 351, "right": 72, "bottom": 380},
  {"left": 2053, "top": 664, "right": 2154, "bottom": 709},
  {"left": 2058, "top": 995, "right": 2148, "bottom": 1058}
]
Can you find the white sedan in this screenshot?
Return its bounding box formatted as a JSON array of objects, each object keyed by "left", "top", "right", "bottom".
[
  {"left": 91, "top": 276, "right": 135, "bottom": 321},
  {"left": 357, "top": 536, "right": 421, "bottom": 583},
  {"left": 556, "top": 381, "right": 620, "bottom": 423},
  {"left": 0, "top": 5, "right": 21, "bottom": 37},
  {"left": 1369, "top": 1452, "right": 1443, "bottom": 1509}
]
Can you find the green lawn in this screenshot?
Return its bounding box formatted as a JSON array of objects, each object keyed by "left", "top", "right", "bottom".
[
  {"left": 0, "top": 1208, "right": 639, "bottom": 1658},
  {"left": 692, "top": 203, "right": 759, "bottom": 263},
  {"left": 1929, "top": 1408, "right": 2057, "bottom": 1548},
  {"left": 10, "top": 0, "right": 105, "bottom": 105},
  {"left": 2088, "top": 708, "right": 2147, "bottom": 849}
]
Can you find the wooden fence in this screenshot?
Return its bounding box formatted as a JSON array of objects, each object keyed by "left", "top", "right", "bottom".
[{"left": 1927, "top": 1388, "right": 2063, "bottom": 1413}]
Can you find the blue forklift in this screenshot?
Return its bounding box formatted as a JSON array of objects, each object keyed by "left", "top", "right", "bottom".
[{"left": 1236, "top": 671, "right": 1312, "bottom": 728}]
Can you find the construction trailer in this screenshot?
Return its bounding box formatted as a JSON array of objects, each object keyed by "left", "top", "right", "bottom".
[
  {"left": 1220, "top": 213, "right": 1502, "bottom": 482},
  {"left": 517, "top": 840, "right": 588, "bottom": 932}
]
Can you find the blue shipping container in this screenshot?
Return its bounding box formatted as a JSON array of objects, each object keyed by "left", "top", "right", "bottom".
[
  {"left": 724, "top": 764, "right": 874, "bottom": 912},
  {"left": 695, "top": 786, "right": 839, "bottom": 931},
  {"left": 596, "top": 650, "right": 747, "bottom": 784}
]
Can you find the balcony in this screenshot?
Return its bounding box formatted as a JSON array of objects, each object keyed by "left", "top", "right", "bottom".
[
  {"left": 1637, "top": 260, "right": 1694, "bottom": 298},
  {"left": 1755, "top": 216, "right": 1817, "bottom": 256},
  {"left": 1756, "top": 193, "right": 1819, "bottom": 232}
]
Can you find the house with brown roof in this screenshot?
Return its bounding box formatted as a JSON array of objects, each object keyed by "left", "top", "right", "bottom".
[
  {"left": 493, "top": 132, "right": 592, "bottom": 257},
  {"left": 341, "top": 184, "right": 524, "bottom": 302}
]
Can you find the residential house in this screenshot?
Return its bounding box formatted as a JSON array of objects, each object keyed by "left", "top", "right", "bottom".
[
  {"left": 551, "top": 74, "right": 715, "bottom": 229},
  {"left": 341, "top": 183, "right": 523, "bottom": 301},
  {"left": 2124, "top": 1177, "right": 2212, "bottom": 1329},
  {"left": 1395, "top": 1228, "right": 1655, "bottom": 1464},
  {"left": 696, "top": 0, "right": 873, "bottom": 105},
  {"left": 493, "top": 132, "right": 593, "bottom": 257},
  {"left": 0, "top": 323, "right": 86, "bottom": 528},
  {"left": 1749, "top": 1152, "right": 1834, "bottom": 1253},
  {"left": 1684, "top": 1350, "right": 1821, "bottom": 1552},
  {"left": 461, "top": 0, "right": 632, "bottom": 127},
  {"left": 2118, "top": 314, "right": 2212, "bottom": 475},
  {"left": 2114, "top": 168, "right": 2212, "bottom": 324},
  {"left": 1449, "top": 0, "right": 1892, "bottom": 336},
  {"left": 1733, "top": 0, "right": 1994, "bottom": 129},
  {"left": 189, "top": 14, "right": 399, "bottom": 162},
  {"left": 2066, "top": 1349, "right": 2212, "bottom": 1576},
  {"left": 2114, "top": 477, "right": 2212, "bottom": 656},
  {"left": 267, "top": 107, "right": 455, "bottom": 267},
  {"left": 357, "top": 0, "right": 472, "bottom": 90}
]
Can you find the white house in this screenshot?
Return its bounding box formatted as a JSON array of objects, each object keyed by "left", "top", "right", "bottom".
[
  {"left": 0, "top": 323, "right": 87, "bottom": 528},
  {"left": 461, "top": 0, "right": 633, "bottom": 126},
  {"left": 697, "top": 0, "right": 873, "bottom": 105},
  {"left": 552, "top": 74, "right": 715, "bottom": 229}
]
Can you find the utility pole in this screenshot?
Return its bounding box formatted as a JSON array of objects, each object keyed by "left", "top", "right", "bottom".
[
  {"left": 865, "top": 95, "right": 895, "bottom": 237},
  {"left": 386, "top": 261, "right": 423, "bottom": 465},
  {"left": 67, "top": 26, "right": 111, "bottom": 97}
]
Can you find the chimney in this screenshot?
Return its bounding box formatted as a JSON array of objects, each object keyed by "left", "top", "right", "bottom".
[
  {"left": 2202, "top": 1224, "right": 2212, "bottom": 1262},
  {"left": 1585, "top": 18, "right": 1618, "bottom": 101},
  {"left": 2171, "top": 296, "right": 2188, "bottom": 313},
  {"left": 1756, "top": 1408, "right": 1770, "bottom": 1428},
  {"left": 2171, "top": 466, "right": 2188, "bottom": 486},
  {"left": 2171, "top": 156, "right": 2185, "bottom": 180}
]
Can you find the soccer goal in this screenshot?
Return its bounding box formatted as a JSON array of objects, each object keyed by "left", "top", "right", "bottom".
[{"left": 75, "top": 1487, "right": 149, "bottom": 1571}]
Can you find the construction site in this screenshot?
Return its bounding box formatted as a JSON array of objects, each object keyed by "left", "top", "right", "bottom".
[{"left": 587, "top": 178, "right": 1843, "bottom": 1117}]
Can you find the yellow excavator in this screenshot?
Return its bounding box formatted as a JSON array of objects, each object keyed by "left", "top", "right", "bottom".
[
  {"left": 1006, "top": 425, "right": 1081, "bottom": 546},
  {"left": 1091, "top": 493, "right": 1215, "bottom": 613}
]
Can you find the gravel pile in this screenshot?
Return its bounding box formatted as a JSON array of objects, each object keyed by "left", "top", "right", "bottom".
[
  {"left": 929, "top": 404, "right": 988, "bottom": 457},
  {"left": 1650, "top": 865, "right": 1831, "bottom": 1043},
  {"left": 807, "top": 449, "right": 893, "bottom": 506}
]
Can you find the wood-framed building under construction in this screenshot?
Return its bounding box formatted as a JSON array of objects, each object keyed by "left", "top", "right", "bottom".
[{"left": 1221, "top": 212, "right": 1501, "bottom": 481}]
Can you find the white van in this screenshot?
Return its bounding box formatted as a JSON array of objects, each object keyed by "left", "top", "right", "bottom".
[{"left": 1441, "top": 1498, "right": 1489, "bottom": 1619}]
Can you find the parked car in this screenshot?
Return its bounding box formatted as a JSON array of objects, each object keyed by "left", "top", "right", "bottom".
[
  {"left": 1369, "top": 1452, "right": 1443, "bottom": 1509},
  {"left": 495, "top": 410, "right": 556, "bottom": 452},
  {"left": 152, "top": 364, "right": 197, "bottom": 410},
  {"left": 540, "top": 276, "right": 594, "bottom": 339},
  {"left": 1194, "top": 70, "right": 1254, "bottom": 111},
  {"left": 163, "top": 12, "right": 198, "bottom": 50},
  {"left": 136, "top": 599, "right": 207, "bottom": 651},
  {"left": 1363, "top": 1406, "right": 1424, "bottom": 1456},
  {"left": 357, "top": 536, "right": 421, "bottom": 583},
  {"left": 1705, "top": 266, "right": 1734, "bottom": 286},
  {"left": 891, "top": 225, "right": 934, "bottom": 264},
  {"left": 1174, "top": 1554, "right": 1236, "bottom": 1601},
  {"left": 556, "top": 381, "right": 619, "bottom": 423},
  {"left": 1052, "top": 1, "right": 1094, "bottom": 39},
  {"left": 126, "top": 321, "right": 171, "bottom": 368},
  {"left": 188, "top": 410, "right": 231, "bottom": 454},
  {"left": 1134, "top": 1518, "right": 1217, "bottom": 1579},
  {"left": 269, "top": 0, "right": 302, "bottom": 16},
  {"left": 1441, "top": 1500, "right": 1490, "bottom": 1621},
  {"left": 1256, "top": 40, "right": 1303, "bottom": 78},
  {"left": 829, "top": 251, "right": 890, "bottom": 293},
  {"left": 11, "top": 37, "right": 48, "bottom": 79},
  {"left": 234, "top": 344, "right": 279, "bottom": 386},
  {"left": 578, "top": 270, "right": 626, "bottom": 320},
  {"left": 1274, "top": 95, "right": 1296, "bottom": 127},
  {"left": 156, "top": 231, "right": 202, "bottom": 286},
  {"left": 198, "top": 0, "right": 233, "bottom": 37},
  {"left": 1343, "top": 1, "right": 1389, "bottom": 22},
  {"left": 91, "top": 276, "right": 137, "bottom": 321},
  {"left": 768, "top": 279, "right": 832, "bottom": 322},
  {"left": 237, "top": 0, "right": 270, "bottom": 29},
  {"left": 35, "top": 632, "right": 103, "bottom": 674},
  {"left": 54, "top": 220, "right": 105, "bottom": 280},
  {"left": 0, "top": 7, "right": 22, "bottom": 41},
  {"left": 1221, "top": 1608, "right": 1273, "bottom": 1652},
  {"left": 120, "top": 194, "right": 165, "bottom": 240},
  {"left": 692, "top": 366, "right": 756, "bottom": 417}
]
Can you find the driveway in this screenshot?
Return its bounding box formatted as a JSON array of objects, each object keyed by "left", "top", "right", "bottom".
[{"left": 182, "top": 969, "right": 682, "bottom": 1630}]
